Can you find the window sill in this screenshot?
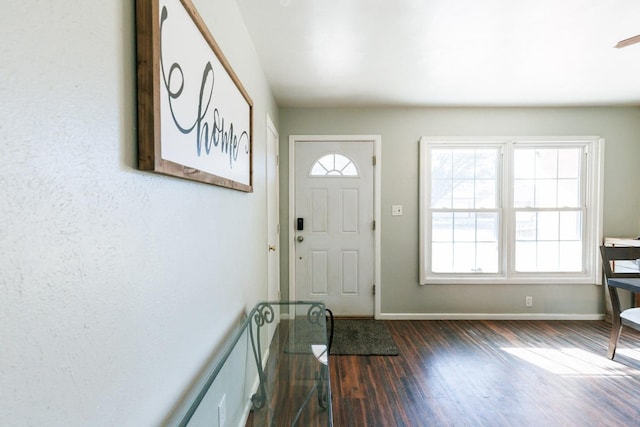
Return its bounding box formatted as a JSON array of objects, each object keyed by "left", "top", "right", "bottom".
[{"left": 420, "top": 276, "right": 599, "bottom": 285}]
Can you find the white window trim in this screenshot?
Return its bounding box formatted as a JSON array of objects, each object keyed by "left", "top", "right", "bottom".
[{"left": 419, "top": 136, "right": 604, "bottom": 285}]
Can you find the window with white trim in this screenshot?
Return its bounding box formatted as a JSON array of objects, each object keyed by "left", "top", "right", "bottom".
[{"left": 419, "top": 137, "right": 603, "bottom": 285}]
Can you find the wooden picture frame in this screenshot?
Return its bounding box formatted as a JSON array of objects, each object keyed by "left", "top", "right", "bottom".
[{"left": 136, "top": 0, "right": 253, "bottom": 192}]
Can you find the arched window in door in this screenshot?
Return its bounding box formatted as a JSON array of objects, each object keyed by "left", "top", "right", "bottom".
[{"left": 309, "top": 153, "right": 359, "bottom": 177}]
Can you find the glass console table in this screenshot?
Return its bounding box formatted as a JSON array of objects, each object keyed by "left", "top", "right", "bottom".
[
  {"left": 248, "top": 301, "right": 333, "bottom": 427},
  {"left": 174, "top": 301, "right": 333, "bottom": 427}
]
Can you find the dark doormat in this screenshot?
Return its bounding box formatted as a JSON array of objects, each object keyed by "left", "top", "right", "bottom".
[
  {"left": 285, "top": 319, "right": 399, "bottom": 356},
  {"left": 330, "top": 319, "right": 399, "bottom": 356}
]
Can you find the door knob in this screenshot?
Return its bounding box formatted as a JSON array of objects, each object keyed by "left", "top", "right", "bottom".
[
  {"left": 296, "top": 235, "right": 304, "bottom": 242},
  {"left": 268, "top": 245, "right": 276, "bottom": 252}
]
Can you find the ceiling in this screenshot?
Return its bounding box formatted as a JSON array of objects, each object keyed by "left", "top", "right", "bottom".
[{"left": 236, "top": 0, "right": 640, "bottom": 108}]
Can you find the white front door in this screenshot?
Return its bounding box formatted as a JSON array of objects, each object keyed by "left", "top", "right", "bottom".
[{"left": 294, "top": 140, "right": 375, "bottom": 316}]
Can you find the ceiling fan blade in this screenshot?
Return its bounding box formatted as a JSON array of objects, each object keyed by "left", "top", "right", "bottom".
[{"left": 615, "top": 34, "right": 640, "bottom": 48}]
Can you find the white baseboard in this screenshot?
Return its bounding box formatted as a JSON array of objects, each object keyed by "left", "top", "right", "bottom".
[
  {"left": 239, "top": 401, "right": 253, "bottom": 427},
  {"left": 239, "top": 379, "right": 258, "bottom": 427},
  {"left": 240, "top": 346, "right": 270, "bottom": 427},
  {"left": 377, "top": 312, "right": 605, "bottom": 321}
]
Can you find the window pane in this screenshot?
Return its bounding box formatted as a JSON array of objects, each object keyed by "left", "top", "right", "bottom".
[
  {"left": 558, "top": 179, "right": 579, "bottom": 207},
  {"left": 432, "top": 212, "right": 453, "bottom": 241},
  {"left": 334, "top": 154, "right": 349, "bottom": 171},
  {"left": 453, "top": 213, "right": 475, "bottom": 241},
  {"left": 535, "top": 179, "right": 558, "bottom": 207},
  {"left": 513, "top": 179, "right": 534, "bottom": 207},
  {"left": 431, "top": 149, "right": 452, "bottom": 179},
  {"left": 477, "top": 213, "right": 498, "bottom": 242},
  {"left": 452, "top": 150, "right": 476, "bottom": 178},
  {"left": 559, "top": 241, "right": 582, "bottom": 271},
  {"left": 431, "top": 179, "right": 452, "bottom": 208},
  {"left": 537, "top": 211, "right": 559, "bottom": 241},
  {"left": 432, "top": 242, "right": 453, "bottom": 272},
  {"left": 514, "top": 150, "right": 535, "bottom": 179},
  {"left": 476, "top": 179, "right": 496, "bottom": 208},
  {"left": 452, "top": 180, "right": 475, "bottom": 209},
  {"left": 559, "top": 211, "right": 582, "bottom": 241},
  {"left": 476, "top": 150, "right": 497, "bottom": 179},
  {"left": 453, "top": 243, "right": 475, "bottom": 271},
  {"left": 535, "top": 149, "right": 558, "bottom": 179},
  {"left": 558, "top": 148, "right": 581, "bottom": 179},
  {"left": 515, "top": 241, "right": 536, "bottom": 271},
  {"left": 311, "top": 162, "right": 328, "bottom": 175},
  {"left": 476, "top": 242, "right": 499, "bottom": 273},
  {"left": 537, "top": 241, "right": 560, "bottom": 271},
  {"left": 319, "top": 155, "right": 333, "bottom": 171},
  {"left": 342, "top": 163, "right": 358, "bottom": 176},
  {"left": 515, "top": 212, "right": 536, "bottom": 241}
]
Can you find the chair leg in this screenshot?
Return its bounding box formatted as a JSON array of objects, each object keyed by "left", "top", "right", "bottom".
[
  {"left": 607, "top": 284, "right": 623, "bottom": 360},
  {"left": 607, "top": 318, "right": 623, "bottom": 359}
]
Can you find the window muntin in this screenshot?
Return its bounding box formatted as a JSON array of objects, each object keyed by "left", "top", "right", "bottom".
[
  {"left": 310, "top": 154, "right": 358, "bottom": 176},
  {"left": 420, "top": 137, "right": 602, "bottom": 285}
]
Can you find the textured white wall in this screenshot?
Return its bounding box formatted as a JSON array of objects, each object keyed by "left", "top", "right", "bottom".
[{"left": 0, "top": 1, "right": 277, "bottom": 425}]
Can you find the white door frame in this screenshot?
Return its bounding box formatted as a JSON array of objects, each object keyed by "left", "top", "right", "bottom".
[
  {"left": 266, "top": 114, "right": 280, "bottom": 341},
  {"left": 288, "top": 135, "right": 382, "bottom": 318},
  {"left": 266, "top": 114, "right": 280, "bottom": 302}
]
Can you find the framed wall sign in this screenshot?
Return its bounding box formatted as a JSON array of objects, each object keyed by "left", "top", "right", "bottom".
[{"left": 136, "top": 0, "right": 253, "bottom": 192}]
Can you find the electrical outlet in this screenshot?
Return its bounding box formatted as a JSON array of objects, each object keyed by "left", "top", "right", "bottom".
[
  {"left": 525, "top": 296, "right": 533, "bottom": 307},
  {"left": 218, "top": 394, "right": 226, "bottom": 427}
]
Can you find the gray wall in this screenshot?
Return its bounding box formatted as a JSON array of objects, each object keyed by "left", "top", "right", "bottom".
[
  {"left": 279, "top": 107, "right": 640, "bottom": 317},
  {"left": 0, "top": 1, "right": 277, "bottom": 425}
]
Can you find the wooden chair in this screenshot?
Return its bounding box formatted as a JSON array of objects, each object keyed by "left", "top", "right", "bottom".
[{"left": 600, "top": 245, "right": 640, "bottom": 359}]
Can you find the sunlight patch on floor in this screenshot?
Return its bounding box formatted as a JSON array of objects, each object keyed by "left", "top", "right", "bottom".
[
  {"left": 615, "top": 347, "right": 640, "bottom": 361},
  {"left": 501, "top": 347, "right": 640, "bottom": 377}
]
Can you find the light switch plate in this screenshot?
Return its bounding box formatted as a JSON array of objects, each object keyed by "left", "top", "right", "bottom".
[{"left": 391, "top": 205, "right": 403, "bottom": 216}]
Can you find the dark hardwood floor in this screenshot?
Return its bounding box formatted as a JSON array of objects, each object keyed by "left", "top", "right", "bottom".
[
  {"left": 248, "top": 320, "right": 640, "bottom": 426},
  {"left": 331, "top": 320, "right": 640, "bottom": 427}
]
